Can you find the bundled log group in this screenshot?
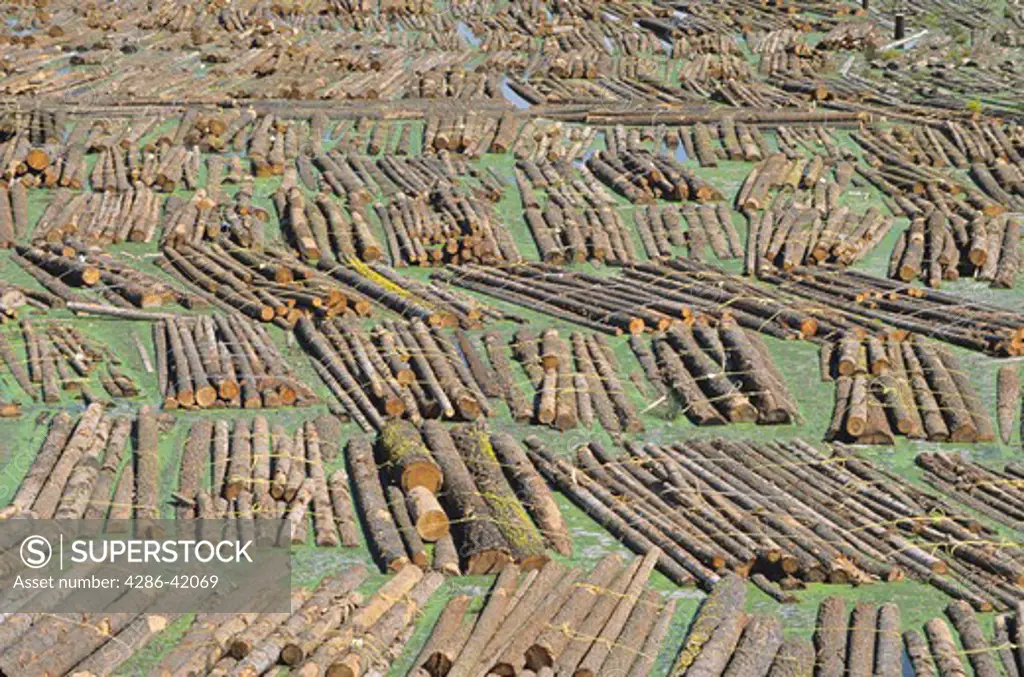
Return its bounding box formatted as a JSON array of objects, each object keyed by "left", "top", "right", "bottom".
[
  {"left": 160, "top": 240, "right": 496, "bottom": 329},
  {"left": 676, "top": 118, "right": 769, "bottom": 167},
  {"left": 152, "top": 564, "right": 442, "bottom": 677},
  {"left": 153, "top": 314, "right": 314, "bottom": 410},
  {"left": 2, "top": 404, "right": 154, "bottom": 524},
  {"left": 917, "top": 451, "right": 1024, "bottom": 532},
  {"left": 639, "top": 316, "right": 798, "bottom": 425},
  {"left": 823, "top": 333, "right": 993, "bottom": 444},
  {"left": 349, "top": 420, "right": 570, "bottom": 575},
  {"left": 440, "top": 259, "right": 848, "bottom": 340},
  {"left": 172, "top": 414, "right": 359, "bottom": 548},
  {"left": 528, "top": 435, "right": 1024, "bottom": 609},
  {"left": 586, "top": 147, "right": 723, "bottom": 204},
  {"left": 670, "top": 576, "right": 1023, "bottom": 677},
  {"left": 887, "top": 203, "right": 1020, "bottom": 289},
  {"left": 297, "top": 317, "right": 495, "bottom": 430},
  {"left": 409, "top": 551, "right": 674, "bottom": 677},
  {"left": 12, "top": 244, "right": 195, "bottom": 311},
  {"left": 502, "top": 327, "right": 644, "bottom": 433},
  {"left": 0, "top": 319, "right": 139, "bottom": 404},
  {"left": 761, "top": 265, "right": 1024, "bottom": 355},
  {"left": 670, "top": 574, "right": 814, "bottom": 675}
]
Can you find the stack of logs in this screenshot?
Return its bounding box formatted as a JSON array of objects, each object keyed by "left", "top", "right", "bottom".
[
  {"left": 162, "top": 240, "right": 496, "bottom": 329},
  {"left": 676, "top": 118, "right": 769, "bottom": 167},
  {"left": 297, "top": 317, "right": 493, "bottom": 430},
  {"left": 350, "top": 420, "right": 570, "bottom": 575},
  {"left": 515, "top": 157, "right": 642, "bottom": 265},
  {"left": 916, "top": 451, "right": 1024, "bottom": 532},
  {"left": 33, "top": 184, "right": 163, "bottom": 245},
  {"left": 888, "top": 208, "right": 1020, "bottom": 289},
  {"left": 0, "top": 319, "right": 139, "bottom": 404},
  {"left": 760, "top": 265, "right": 1024, "bottom": 356},
  {"left": 528, "top": 436, "right": 1024, "bottom": 609},
  {"left": 586, "top": 148, "right": 723, "bottom": 203},
  {"left": 501, "top": 328, "right": 644, "bottom": 433},
  {"left": 173, "top": 414, "right": 358, "bottom": 549},
  {"left": 150, "top": 564, "right": 442, "bottom": 677},
  {"left": 273, "top": 184, "right": 386, "bottom": 264},
  {"left": 1, "top": 404, "right": 159, "bottom": 525},
  {"left": 822, "top": 333, "right": 993, "bottom": 444},
  {"left": 154, "top": 314, "right": 314, "bottom": 410},
  {"left": 440, "top": 259, "right": 845, "bottom": 340},
  {"left": 14, "top": 244, "right": 193, "bottom": 310},
  {"left": 637, "top": 316, "right": 798, "bottom": 425},
  {"left": 408, "top": 552, "right": 675, "bottom": 677},
  {"left": 670, "top": 574, "right": 815, "bottom": 675}
]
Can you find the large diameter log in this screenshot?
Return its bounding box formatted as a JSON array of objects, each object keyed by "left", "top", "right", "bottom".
[
  {"left": 766, "top": 637, "right": 815, "bottom": 677},
  {"left": 380, "top": 419, "right": 442, "bottom": 493},
  {"left": 814, "top": 597, "right": 847, "bottom": 677}
]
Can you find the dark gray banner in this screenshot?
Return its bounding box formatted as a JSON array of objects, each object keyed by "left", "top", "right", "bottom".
[{"left": 0, "top": 520, "right": 291, "bottom": 612}]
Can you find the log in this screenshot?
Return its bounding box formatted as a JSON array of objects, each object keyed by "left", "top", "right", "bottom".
[
  {"left": 380, "top": 419, "right": 443, "bottom": 493},
  {"left": 490, "top": 432, "right": 571, "bottom": 557},
  {"left": 406, "top": 485, "right": 449, "bottom": 541},
  {"left": 997, "top": 364, "right": 1019, "bottom": 445},
  {"left": 346, "top": 436, "right": 408, "bottom": 572}
]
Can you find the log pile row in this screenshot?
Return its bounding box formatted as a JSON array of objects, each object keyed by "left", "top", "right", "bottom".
[
  {"left": 670, "top": 574, "right": 813, "bottom": 675},
  {"left": 349, "top": 420, "right": 570, "bottom": 575},
  {"left": 160, "top": 241, "right": 495, "bottom": 328},
  {"left": 13, "top": 244, "right": 195, "bottom": 310},
  {"left": 752, "top": 28, "right": 826, "bottom": 80},
  {"left": 272, "top": 184, "right": 386, "bottom": 265},
  {"left": 2, "top": 404, "right": 152, "bottom": 523},
  {"left": 439, "top": 259, "right": 850, "bottom": 340},
  {"left": 754, "top": 201, "right": 892, "bottom": 271},
  {"left": 917, "top": 451, "right": 1024, "bottom": 532},
  {"left": 172, "top": 414, "right": 358, "bottom": 549},
  {"left": 296, "top": 317, "right": 493, "bottom": 429},
  {"left": 888, "top": 208, "right": 1020, "bottom": 289},
  {"left": 824, "top": 333, "right": 994, "bottom": 444},
  {"left": 760, "top": 265, "right": 1024, "bottom": 355},
  {"left": 503, "top": 328, "right": 644, "bottom": 433},
  {"left": 853, "top": 126, "right": 1010, "bottom": 219},
  {"left": 676, "top": 119, "right": 769, "bottom": 166},
  {"left": 640, "top": 316, "right": 798, "bottom": 426},
  {"left": 151, "top": 564, "right": 443, "bottom": 676},
  {"left": 586, "top": 148, "right": 724, "bottom": 204},
  {"left": 0, "top": 319, "right": 140, "bottom": 404},
  {"left": 527, "top": 435, "right": 1024, "bottom": 609},
  {"left": 773, "top": 125, "right": 846, "bottom": 159},
  {"left": 408, "top": 551, "right": 674, "bottom": 677},
  {"left": 735, "top": 151, "right": 854, "bottom": 213},
  {"left": 154, "top": 315, "right": 314, "bottom": 410},
  {"left": 32, "top": 184, "right": 163, "bottom": 245}
]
